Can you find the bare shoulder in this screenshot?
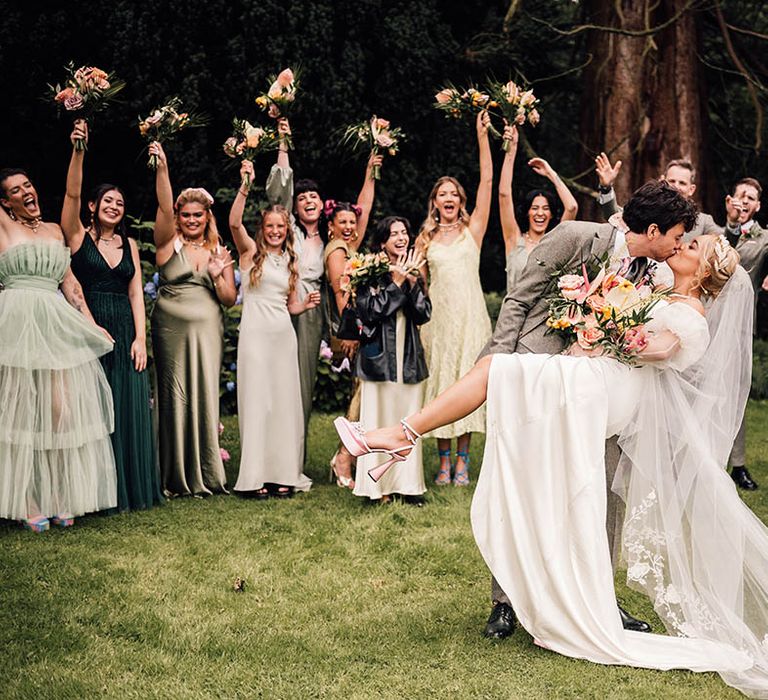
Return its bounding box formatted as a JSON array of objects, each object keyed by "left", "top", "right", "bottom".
[{"left": 41, "top": 222, "right": 64, "bottom": 241}]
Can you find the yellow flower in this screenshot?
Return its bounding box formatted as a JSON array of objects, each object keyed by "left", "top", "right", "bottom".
[
  {"left": 601, "top": 306, "right": 614, "bottom": 321},
  {"left": 618, "top": 279, "right": 635, "bottom": 292}
]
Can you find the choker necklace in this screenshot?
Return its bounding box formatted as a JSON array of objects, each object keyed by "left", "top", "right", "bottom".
[
  {"left": 182, "top": 236, "right": 205, "bottom": 249},
  {"left": 19, "top": 216, "right": 42, "bottom": 233},
  {"left": 267, "top": 250, "right": 286, "bottom": 267},
  {"left": 305, "top": 231, "right": 320, "bottom": 240},
  {"left": 98, "top": 233, "right": 117, "bottom": 244}
]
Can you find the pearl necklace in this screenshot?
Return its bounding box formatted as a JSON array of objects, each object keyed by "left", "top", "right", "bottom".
[
  {"left": 182, "top": 236, "right": 205, "bottom": 249},
  {"left": 19, "top": 216, "right": 42, "bottom": 233}
]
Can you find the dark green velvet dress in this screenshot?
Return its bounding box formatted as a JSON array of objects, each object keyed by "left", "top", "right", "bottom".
[{"left": 70, "top": 234, "right": 162, "bottom": 511}]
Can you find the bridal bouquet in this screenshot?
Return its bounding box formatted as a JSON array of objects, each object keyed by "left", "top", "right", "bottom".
[
  {"left": 486, "top": 79, "right": 540, "bottom": 150},
  {"left": 546, "top": 262, "right": 668, "bottom": 365},
  {"left": 341, "top": 251, "right": 391, "bottom": 299},
  {"left": 341, "top": 116, "right": 404, "bottom": 180},
  {"left": 138, "top": 97, "right": 207, "bottom": 169},
  {"left": 434, "top": 84, "right": 501, "bottom": 137},
  {"left": 255, "top": 67, "right": 299, "bottom": 146},
  {"left": 222, "top": 119, "right": 281, "bottom": 186},
  {"left": 48, "top": 62, "right": 126, "bottom": 150}
]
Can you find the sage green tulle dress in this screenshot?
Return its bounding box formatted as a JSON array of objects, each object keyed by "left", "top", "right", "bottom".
[
  {"left": 151, "top": 244, "right": 227, "bottom": 497},
  {"left": 0, "top": 239, "right": 117, "bottom": 520},
  {"left": 70, "top": 234, "right": 162, "bottom": 511}
]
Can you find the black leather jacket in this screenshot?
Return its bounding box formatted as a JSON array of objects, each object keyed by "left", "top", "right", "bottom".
[{"left": 354, "top": 276, "right": 431, "bottom": 384}]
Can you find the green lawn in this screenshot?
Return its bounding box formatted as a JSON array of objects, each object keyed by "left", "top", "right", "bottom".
[{"left": 3, "top": 403, "right": 767, "bottom": 699}]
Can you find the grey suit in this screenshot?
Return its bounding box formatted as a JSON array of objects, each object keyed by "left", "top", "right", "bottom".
[
  {"left": 481, "top": 220, "right": 627, "bottom": 605},
  {"left": 724, "top": 222, "right": 768, "bottom": 467},
  {"left": 600, "top": 190, "right": 721, "bottom": 240}
]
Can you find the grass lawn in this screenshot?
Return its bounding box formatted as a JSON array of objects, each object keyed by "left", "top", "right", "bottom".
[{"left": 3, "top": 403, "right": 768, "bottom": 699}]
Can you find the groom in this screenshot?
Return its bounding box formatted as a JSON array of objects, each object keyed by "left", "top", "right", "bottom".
[{"left": 480, "top": 179, "right": 698, "bottom": 639}]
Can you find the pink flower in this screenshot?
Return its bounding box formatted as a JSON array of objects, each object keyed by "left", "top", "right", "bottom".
[
  {"left": 514, "top": 109, "right": 526, "bottom": 125},
  {"left": 577, "top": 322, "right": 605, "bottom": 350},
  {"left": 435, "top": 88, "right": 455, "bottom": 105},
  {"left": 558, "top": 274, "right": 584, "bottom": 301},
  {"left": 220, "top": 447, "right": 231, "bottom": 462},
  {"left": 376, "top": 133, "right": 394, "bottom": 148},
  {"left": 64, "top": 93, "right": 84, "bottom": 111},
  {"left": 586, "top": 294, "right": 607, "bottom": 313},
  {"left": 504, "top": 81, "right": 520, "bottom": 103},
  {"left": 375, "top": 118, "right": 390, "bottom": 129},
  {"left": 55, "top": 87, "right": 75, "bottom": 103},
  {"left": 276, "top": 68, "right": 294, "bottom": 88},
  {"left": 528, "top": 109, "right": 540, "bottom": 126},
  {"left": 268, "top": 103, "right": 280, "bottom": 119},
  {"left": 623, "top": 327, "right": 649, "bottom": 353},
  {"left": 223, "top": 137, "right": 239, "bottom": 157},
  {"left": 218, "top": 421, "right": 225, "bottom": 435},
  {"left": 319, "top": 339, "right": 333, "bottom": 361},
  {"left": 520, "top": 90, "right": 537, "bottom": 108}
]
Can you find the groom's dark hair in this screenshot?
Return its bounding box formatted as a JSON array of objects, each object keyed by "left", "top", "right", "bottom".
[{"left": 623, "top": 180, "right": 698, "bottom": 234}]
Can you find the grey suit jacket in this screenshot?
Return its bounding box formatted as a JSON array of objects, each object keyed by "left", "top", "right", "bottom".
[
  {"left": 725, "top": 222, "right": 768, "bottom": 295},
  {"left": 482, "top": 221, "right": 617, "bottom": 357}
]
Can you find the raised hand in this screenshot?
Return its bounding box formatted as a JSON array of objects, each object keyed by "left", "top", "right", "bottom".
[
  {"left": 208, "top": 246, "right": 234, "bottom": 281},
  {"left": 594, "top": 152, "right": 621, "bottom": 188},
  {"left": 528, "top": 157, "right": 555, "bottom": 180},
  {"left": 390, "top": 253, "right": 408, "bottom": 286},
  {"left": 148, "top": 141, "right": 167, "bottom": 170},
  {"left": 502, "top": 123, "right": 518, "bottom": 152},
  {"left": 277, "top": 117, "right": 292, "bottom": 140},
  {"left": 725, "top": 195, "right": 746, "bottom": 226},
  {"left": 240, "top": 159, "right": 254, "bottom": 190},
  {"left": 476, "top": 109, "right": 491, "bottom": 138},
  {"left": 71, "top": 119, "right": 89, "bottom": 150}
]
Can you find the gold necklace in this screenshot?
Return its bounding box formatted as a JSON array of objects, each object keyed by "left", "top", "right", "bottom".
[
  {"left": 19, "top": 216, "right": 42, "bottom": 233},
  {"left": 183, "top": 236, "right": 205, "bottom": 249},
  {"left": 99, "top": 234, "right": 117, "bottom": 244}
]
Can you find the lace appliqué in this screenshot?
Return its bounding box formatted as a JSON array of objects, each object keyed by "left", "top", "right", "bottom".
[{"left": 623, "top": 489, "right": 723, "bottom": 638}]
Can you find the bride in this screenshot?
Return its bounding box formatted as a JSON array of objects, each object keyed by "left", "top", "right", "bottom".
[{"left": 336, "top": 234, "right": 768, "bottom": 697}]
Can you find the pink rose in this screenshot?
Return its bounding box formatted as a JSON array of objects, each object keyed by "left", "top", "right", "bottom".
[
  {"left": 55, "top": 87, "right": 75, "bottom": 103},
  {"left": 577, "top": 324, "right": 605, "bottom": 350},
  {"left": 64, "top": 93, "right": 84, "bottom": 111},
  {"left": 515, "top": 109, "right": 526, "bottom": 125},
  {"left": 376, "top": 133, "right": 394, "bottom": 148},
  {"left": 223, "top": 137, "right": 239, "bottom": 157},
  {"left": 623, "top": 327, "right": 649, "bottom": 353},
  {"left": 220, "top": 447, "right": 231, "bottom": 462},
  {"left": 435, "top": 89, "right": 454, "bottom": 105},
  {"left": 268, "top": 103, "right": 280, "bottom": 119},
  {"left": 528, "top": 109, "right": 540, "bottom": 126},
  {"left": 276, "top": 68, "right": 294, "bottom": 88},
  {"left": 520, "top": 90, "right": 536, "bottom": 108},
  {"left": 558, "top": 274, "right": 584, "bottom": 301},
  {"left": 375, "top": 118, "right": 390, "bottom": 129},
  {"left": 586, "top": 294, "right": 607, "bottom": 313}
]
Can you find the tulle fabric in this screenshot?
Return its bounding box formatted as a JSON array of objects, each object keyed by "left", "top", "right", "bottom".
[
  {"left": 617, "top": 267, "right": 768, "bottom": 697},
  {"left": 0, "top": 240, "right": 116, "bottom": 519}
]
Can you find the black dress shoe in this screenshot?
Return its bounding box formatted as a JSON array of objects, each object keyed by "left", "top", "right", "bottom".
[
  {"left": 484, "top": 602, "right": 516, "bottom": 639},
  {"left": 731, "top": 466, "right": 758, "bottom": 491},
  {"left": 618, "top": 605, "right": 651, "bottom": 633}
]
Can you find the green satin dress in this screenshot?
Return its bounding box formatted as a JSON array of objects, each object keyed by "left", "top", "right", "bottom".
[
  {"left": 70, "top": 234, "right": 162, "bottom": 511},
  {"left": 151, "top": 244, "right": 227, "bottom": 497}
]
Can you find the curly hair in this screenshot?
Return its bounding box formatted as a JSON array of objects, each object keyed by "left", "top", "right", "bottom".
[
  {"left": 249, "top": 205, "right": 299, "bottom": 295},
  {"left": 417, "top": 176, "right": 471, "bottom": 251}
]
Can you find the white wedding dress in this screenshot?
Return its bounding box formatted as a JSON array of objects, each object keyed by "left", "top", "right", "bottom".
[{"left": 470, "top": 272, "right": 768, "bottom": 697}]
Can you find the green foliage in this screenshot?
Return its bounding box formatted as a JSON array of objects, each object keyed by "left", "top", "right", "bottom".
[
  {"left": 753, "top": 339, "right": 768, "bottom": 400},
  {"left": 313, "top": 351, "right": 355, "bottom": 413},
  {"left": 484, "top": 290, "right": 503, "bottom": 326}
]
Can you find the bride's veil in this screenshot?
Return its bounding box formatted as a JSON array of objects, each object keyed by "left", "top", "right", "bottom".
[{"left": 614, "top": 266, "right": 768, "bottom": 697}]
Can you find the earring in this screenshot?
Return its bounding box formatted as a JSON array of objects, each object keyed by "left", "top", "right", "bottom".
[{"left": 8, "top": 210, "right": 17, "bottom": 221}]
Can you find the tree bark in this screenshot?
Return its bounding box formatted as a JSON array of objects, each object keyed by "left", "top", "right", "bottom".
[{"left": 578, "top": 0, "right": 712, "bottom": 220}]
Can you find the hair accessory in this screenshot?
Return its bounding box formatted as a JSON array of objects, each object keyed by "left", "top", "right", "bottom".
[
  {"left": 323, "top": 199, "right": 337, "bottom": 218},
  {"left": 714, "top": 234, "right": 732, "bottom": 274},
  {"left": 176, "top": 187, "right": 215, "bottom": 209}
]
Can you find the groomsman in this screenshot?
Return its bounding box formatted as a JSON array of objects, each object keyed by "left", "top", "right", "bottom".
[
  {"left": 594, "top": 155, "right": 722, "bottom": 239},
  {"left": 723, "top": 177, "right": 768, "bottom": 491}
]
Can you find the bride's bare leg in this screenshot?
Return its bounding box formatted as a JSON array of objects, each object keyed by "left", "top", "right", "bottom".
[{"left": 364, "top": 355, "right": 493, "bottom": 451}]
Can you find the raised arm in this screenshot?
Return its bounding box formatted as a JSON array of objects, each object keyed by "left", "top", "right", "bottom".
[
  {"left": 229, "top": 160, "right": 257, "bottom": 260},
  {"left": 352, "top": 151, "right": 383, "bottom": 252},
  {"left": 499, "top": 124, "right": 522, "bottom": 257},
  {"left": 595, "top": 152, "right": 622, "bottom": 220},
  {"left": 528, "top": 157, "right": 578, "bottom": 221},
  {"left": 126, "top": 239, "right": 148, "bottom": 371},
  {"left": 61, "top": 119, "right": 88, "bottom": 252},
  {"left": 149, "top": 142, "right": 176, "bottom": 257},
  {"left": 468, "top": 110, "right": 493, "bottom": 247},
  {"left": 265, "top": 118, "right": 294, "bottom": 210}
]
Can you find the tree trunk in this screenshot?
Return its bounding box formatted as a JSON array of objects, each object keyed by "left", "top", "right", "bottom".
[{"left": 578, "top": 0, "right": 712, "bottom": 220}]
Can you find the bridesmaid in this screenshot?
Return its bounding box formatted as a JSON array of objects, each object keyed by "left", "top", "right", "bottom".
[
  {"left": 323, "top": 153, "right": 381, "bottom": 488},
  {"left": 61, "top": 120, "right": 162, "bottom": 512},
  {"left": 149, "top": 142, "right": 237, "bottom": 498},
  {"left": 416, "top": 111, "right": 493, "bottom": 486},
  {"left": 352, "top": 216, "right": 431, "bottom": 504},
  {"left": 499, "top": 123, "right": 577, "bottom": 293},
  {"left": 265, "top": 118, "right": 326, "bottom": 442},
  {"left": 230, "top": 160, "right": 319, "bottom": 498}
]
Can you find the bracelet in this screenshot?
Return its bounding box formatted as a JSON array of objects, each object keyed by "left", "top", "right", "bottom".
[
  {"left": 239, "top": 188, "right": 250, "bottom": 197},
  {"left": 597, "top": 184, "right": 613, "bottom": 194}
]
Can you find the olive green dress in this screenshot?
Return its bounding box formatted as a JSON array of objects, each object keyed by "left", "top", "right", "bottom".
[
  {"left": 71, "top": 234, "right": 162, "bottom": 511},
  {"left": 151, "top": 243, "right": 227, "bottom": 497}
]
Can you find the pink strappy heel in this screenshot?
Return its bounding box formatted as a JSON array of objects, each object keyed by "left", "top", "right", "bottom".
[{"left": 333, "top": 417, "right": 421, "bottom": 483}]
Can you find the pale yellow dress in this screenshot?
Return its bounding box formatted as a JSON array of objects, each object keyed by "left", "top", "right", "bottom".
[{"left": 420, "top": 228, "right": 491, "bottom": 438}]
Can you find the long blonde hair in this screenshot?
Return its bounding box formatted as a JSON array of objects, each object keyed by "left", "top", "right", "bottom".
[
  {"left": 416, "top": 176, "right": 471, "bottom": 252},
  {"left": 174, "top": 187, "right": 220, "bottom": 252},
  {"left": 249, "top": 205, "right": 299, "bottom": 294}
]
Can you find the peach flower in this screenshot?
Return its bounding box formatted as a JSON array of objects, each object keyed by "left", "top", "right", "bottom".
[
  {"left": 435, "top": 88, "right": 455, "bottom": 104},
  {"left": 558, "top": 274, "right": 583, "bottom": 301},
  {"left": 55, "top": 87, "right": 75, "bottom": 103},
  {"left": 276, "top": 68, "right": 294, "bottom": 87}
]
